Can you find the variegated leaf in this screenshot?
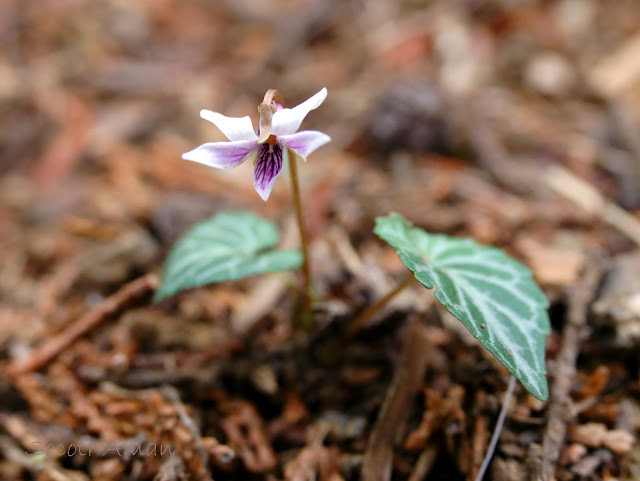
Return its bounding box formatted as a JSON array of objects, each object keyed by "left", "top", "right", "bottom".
[
  {"left": 375, "top": 213, "right": 550, "bottom": 400},
  {"left": 155, "top": 212, "right": 301, "bottom": 300}
]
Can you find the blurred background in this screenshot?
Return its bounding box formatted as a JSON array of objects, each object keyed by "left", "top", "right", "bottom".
[
  {"left": 2, "top": 0, "right": 640, "bottom": 231},
  {"left": 1, "top": 0, "right": 640, "bottom": 480}
]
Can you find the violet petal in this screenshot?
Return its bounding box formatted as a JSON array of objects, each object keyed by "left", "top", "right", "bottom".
[
  {"left": 182, "top": 140, "right": 257, "bottom": 169},
  {"left": 254, "top": 142, "right": 284, "bottom": 201},
  {"left": 279, "top": 130, "right": 331, "bottom": 162}
]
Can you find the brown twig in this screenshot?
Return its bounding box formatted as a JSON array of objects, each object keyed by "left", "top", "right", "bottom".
[
  {"left": 6, "top": 273, "right": 158, "bottom": 377},
  {"left": 543, "top": 166, "right": 640, "bottom": 247},
  {"left": 537, "top": 259, "right": 605, "bottom": 481},
  {"left": 407, "top": 445, "right": 438, "bottom": 481},
  {"left": 219, "top": 400, "right": 277, "bottom": 473},
  {"left": 161, "top": 386, "right": 212, "bottom": 481},
  {"left": 361, "top": 318, "right": 431, "bottom": 481}
]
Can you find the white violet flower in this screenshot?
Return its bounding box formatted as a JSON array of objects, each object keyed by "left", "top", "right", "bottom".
[{"left": 182, "top": 88, "right": 331, "bottom": 201}]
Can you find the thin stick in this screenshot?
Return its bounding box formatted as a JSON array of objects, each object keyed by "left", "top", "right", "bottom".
[
  {"left": 362, "top": 319, "right": 431, "bottom": 481},
  {"left": 162, "top": 385, "right": 212, "bottom": 481},
  {"left": 288, "top": 148, "right": 313, "bottom": 328},
  {"left": 474, "top": 375, "right": 516, "bottom": 481},
  {"left": 407, "top": 445, "right": 438, "bottom": 481},
  {"left": 544, "top": 166, "right": 640, "bottom": 247},
  {"left": 6, "top": 273, "right": 158, "bottom": 377},
  {"left": 538, "top": 260, "right": 604, "bottom": 481},
  {"left": 348, "top": 275, "right": 413, "bottom": 335}
]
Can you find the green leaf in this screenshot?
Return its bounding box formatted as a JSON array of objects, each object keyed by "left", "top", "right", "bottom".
[
  {"left": 375, "top": 213, "right": 550, "bottom": 401},
  {"left": 155, "top": 212, "right": 302, "bottom": 301}
]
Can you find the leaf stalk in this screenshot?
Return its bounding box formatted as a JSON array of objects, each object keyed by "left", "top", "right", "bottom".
[{"left": 348, "top": 275, "right": 414, "bottom": 334}]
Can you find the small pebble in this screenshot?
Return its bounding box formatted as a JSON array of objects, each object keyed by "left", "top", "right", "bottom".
[{"left": 525, "top": 52, "right": 575, "bottom": 96}]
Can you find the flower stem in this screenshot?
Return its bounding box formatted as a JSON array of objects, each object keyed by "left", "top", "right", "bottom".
[
  {"left": 347, "top": 275, "right": 414, "bottom": 334},
  {"left": 474, "top": 375, "right": 516, "bottom": 481},
  {"left": 288, "top": 148, "right": 313, "bottom": 328}
]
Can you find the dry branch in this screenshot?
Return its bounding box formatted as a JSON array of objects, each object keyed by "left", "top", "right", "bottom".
[
  {"left": 538, "top": 260, "right": 605, "bottom": 481},
  {"left": 361, "top": 318, "right": 431, "bottom": 481},
  {"left": 6, "top": 274, "right": 158, "bottom": 377}
]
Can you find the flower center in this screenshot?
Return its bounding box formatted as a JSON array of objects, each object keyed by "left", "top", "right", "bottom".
[{"left": 257, "top": 89, "right": 283, "bottom": 144}]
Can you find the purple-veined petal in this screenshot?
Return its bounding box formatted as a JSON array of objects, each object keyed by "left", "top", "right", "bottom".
[
  {"left": 182, "top": 140, "right": 257, "bottom": 169},
  {"left": 278, "top": 130, "right": 331, "bottom": 162},
  {"left": 200, "top": 110, "right": 258, "bottom": 142},
  {"left": 270, "top": 88, "right": 327, "bottom": 136},
  {"left": 254, "top": 142, "right": 284, "bottom": 201}
]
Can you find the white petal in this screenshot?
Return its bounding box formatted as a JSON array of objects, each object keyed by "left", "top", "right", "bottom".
[
  {"left": 182, "top": 140, "right": 257, "bottom": 169},
  {"left": 200, "top": 110, "right": 258, "bottom": 141},
  {"left": 279, "top": 131, "right": 331, "bottom": 161},
  {"left": 270, "top": 88, "right": 327, "bottom": 136}
]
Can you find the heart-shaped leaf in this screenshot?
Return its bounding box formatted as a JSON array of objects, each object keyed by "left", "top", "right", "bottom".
[
  {"left": 155, "top": 212, "right": 302, "bottom": 301},
  {"left": 375, "top": 213, "right": 550, "bottom": 400}
]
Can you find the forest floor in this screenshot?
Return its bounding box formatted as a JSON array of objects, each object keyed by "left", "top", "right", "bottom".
[{"left": 1, "top": 1, "right": 639, "bottom": 480}]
